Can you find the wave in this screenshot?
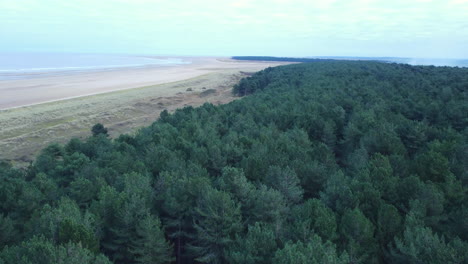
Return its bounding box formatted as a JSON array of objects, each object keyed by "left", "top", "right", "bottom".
[
  {"left": 0, "top": 59, "right": 190, "bottom": 73},
  {"left": 0, "top": 62, "right": 187, "bottom": 73},
  {"left": 0, "top": 54, "right": 191, "bottom": 80}
]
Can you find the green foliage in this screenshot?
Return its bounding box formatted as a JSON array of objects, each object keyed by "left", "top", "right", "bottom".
[
  {"left": 232, "top": 56, "right": 326, "bottom": 63},
  {"left": 130, "top": 213, "right": 174, "bottom": 264},
  {"left": 0, "top": 236, "right": 111, "bottom": 264},
  {"left": 0, "top": 214, "right": 17, "bottom": 248},
  {"left": 0, "top": 236, "right": 57, "bottom": 264},
  {"left": 68, "top": 176, "right": 100, "bottom": 207},
  {"left": 415, "top": 150, "right": 452, "bottom": 182},
  {"left": 265, "top": 166, "right": 304, "bottom": 204},
  {"left": 368, "top": 153, "right": 397, "bottom": 201},
  {"left": 320, "top": 171, "right": 357, "bottom": 212},
  {"left": 225, "top": 222, "right": 277, "bottom": 264},
  {"left": 91, "top": 123, "right": 109, "bottom": 137},
  {"left": 246, "top": 184, "right": 288, "bottom": 230},
  {"left": 58, "top": 219, "right": 99, "bottom": 253},
  {"left": 376, "top": 203, "right": 402, "bottom": 250},
  {"left": 391, "top": 224, "right": 468, "bottom": 263},
  {"left": 103, "top": 193, "right": 149, "bottom": 263},
  {"left": 289, "top": 198, "right": 337, "bottom": 242},
  {"left": 272, "top": 235, "right": 349, "bottom": 264},
  {"left": 55, "top": 242, "right": 113, "bottom": 264},
  {"left": 340, "top": 207, "right": 377, "bottom": 263},
  {"left": 216, "top": 167, "right": 255, "bottom": 204},
  {"left": 156, "top": 167, "right": 211, "bottom": 262},
  {"left": 33, "top": 197, "right": 99, "bottom": 252},
  {"left": 188, "top": 187, "right": 242, "bottom": 264}
]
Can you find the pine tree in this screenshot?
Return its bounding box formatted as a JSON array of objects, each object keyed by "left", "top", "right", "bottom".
[
  {"left": 0, "top": 236, "right": 112, "bottom": 264},
  {"left": 91, "top": 123, "right": 108, "bottom": 137},
  {"left": 289, "top": 199, "right": 337, "bottom": 242},
  {"left": 265, "top": 166, "right": 304, "bottom": 204},
  {"left": 130, "top": 213, "right": 174, "bottom": 264},
  {"left": 0, "top": 214, "right": 17, "bottom": 248},
  {"left": 157, "top": 170, "right": 210, "bottom": 264},
  {"left": 188, "top": 187, "right": 242, "bottom": 264},
  {"left": 340, "top": 207, "right": 377, "bottom": 263},
  {"left": 105, "top": 194, "right": 148, "bottom": 263},
  {"left": 273, "top": 235, "right": 349, "bottom": 264},
  {"left": 225, "top": 222, "right": 277, "bottom": 264},
  {"left": 391, "top": 223, "right": 468, "bottom": 263}
]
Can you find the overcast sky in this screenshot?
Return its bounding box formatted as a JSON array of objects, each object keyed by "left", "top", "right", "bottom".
[{"left": 1, "top": 0, "right": 467, "bottom": 58}]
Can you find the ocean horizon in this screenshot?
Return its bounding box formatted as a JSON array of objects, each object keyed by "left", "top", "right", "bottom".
[{"left": 0, "top": 53, "right": 191, "bottom": 81}]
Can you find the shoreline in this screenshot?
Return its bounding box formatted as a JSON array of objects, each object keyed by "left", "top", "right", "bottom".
[{"left": 0, "top": 57, "right": 287, "bottom": 110}]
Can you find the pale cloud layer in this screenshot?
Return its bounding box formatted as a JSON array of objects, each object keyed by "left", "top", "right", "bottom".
[{"left": 1, "top": 0, "right": 467, "bottom": 58}]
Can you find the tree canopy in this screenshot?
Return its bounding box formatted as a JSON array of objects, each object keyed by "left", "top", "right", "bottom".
[{"left": 1, "top": 60, "right": 467, "bottom": 263}]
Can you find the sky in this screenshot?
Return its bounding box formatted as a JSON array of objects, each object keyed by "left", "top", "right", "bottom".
[{"left": 1, "top": 0, "right": 468, "bottom": 58}]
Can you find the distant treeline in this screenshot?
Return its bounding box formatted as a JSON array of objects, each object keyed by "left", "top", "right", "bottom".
[
  {"left": 232, "top": 56, "right": 329, "bottom": 62},
  {"left": 1, "top": 61, "right": 467, "bottom": 264}
]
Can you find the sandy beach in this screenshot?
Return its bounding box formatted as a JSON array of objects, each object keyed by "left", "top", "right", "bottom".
[
  {"left": 0, "top": 57, "right": 291, "bottom": 164},
  {"left": 0, "top": 57, "right": 288, "bottom": 110}
]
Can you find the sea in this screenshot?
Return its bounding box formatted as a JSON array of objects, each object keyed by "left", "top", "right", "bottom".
[{"left": 0, "top": 53, "right": 191, "bottom": 81}]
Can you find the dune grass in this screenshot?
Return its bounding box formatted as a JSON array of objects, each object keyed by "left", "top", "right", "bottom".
[{"left": 0, "top": 70, "right": 247, "bottom": 165}]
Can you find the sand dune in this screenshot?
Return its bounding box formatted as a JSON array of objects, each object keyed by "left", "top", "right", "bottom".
[{"left": 0, "top": 57, "right": 288, "bottom": 110}]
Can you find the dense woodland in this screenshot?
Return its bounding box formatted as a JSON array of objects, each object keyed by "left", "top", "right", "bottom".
[
  {"left": 232, "top": 56, "right": 329, "bottom": 62},
  {"left": 1, "top": 61, "right": 467, "bottom": 263}
]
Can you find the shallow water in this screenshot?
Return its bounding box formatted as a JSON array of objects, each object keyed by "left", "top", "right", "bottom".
[{"left": 0, "top": 53, "right": 190, "bottom": 80}]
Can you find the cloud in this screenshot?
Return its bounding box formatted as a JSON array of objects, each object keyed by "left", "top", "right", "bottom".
[{"left": 0, "top": 0, "right": 467, "bottom": 57}]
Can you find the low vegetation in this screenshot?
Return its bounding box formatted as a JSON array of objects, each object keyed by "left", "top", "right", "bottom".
[
  {"left": 1, "top": 61, "right": 467, "bottom": 263},
  {"left": 0, "top": 70, "right": 243, "bottom": 164}
]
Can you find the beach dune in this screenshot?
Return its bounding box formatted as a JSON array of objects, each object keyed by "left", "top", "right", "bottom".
[{"left": 0, "top": 57, "right": 287, "bottom": 110}]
